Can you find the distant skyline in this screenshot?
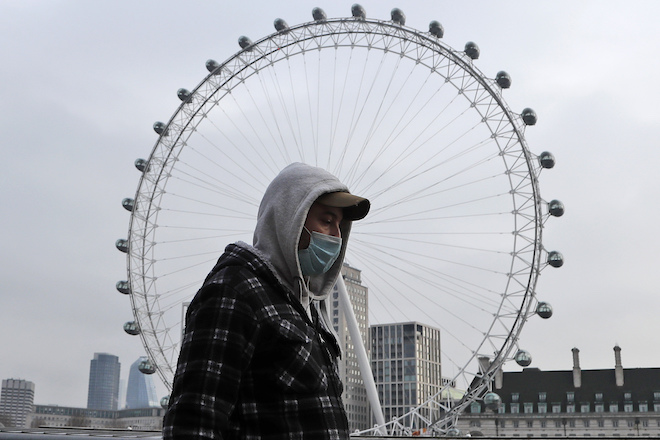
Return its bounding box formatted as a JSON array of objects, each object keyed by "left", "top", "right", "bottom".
[{"left": 3, "top": 0, "right": 660, "bottom": 407}]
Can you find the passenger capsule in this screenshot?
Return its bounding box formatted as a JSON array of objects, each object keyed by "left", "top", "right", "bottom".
[
  {"left": 391, "top": 8, "right": 405, "bottom": 25},
  {"left": 464, "top": 41, "right": 480, "bottom": 60},
  {"left": 539, "top": 151, "right": 555, "bottom": 169},
  {"left": 138, "top": 358, "right": 157, "bottom": 375},
  {"left": 115, "top": 239, "right": 128, "bottom": 253},
  {"left": 429, "top": 21, "right": 444, "bottom": 38},
  {"left": 160, "top": 396, "right": 170, "bottom": 409},
  {"left": 446, "top": 428, "right": 461, "bottom": 437},
  {"left": 121, "top": 198, "right": 135, "bottom": 212},
  {"left": 548, "top": 199, "right": 565, "bottom": 217},
  {"left": 514, "top": 349, "right": 532, "bottom": 367},
  {"left": 312, "top": 7, "right": 327, "bottom": 21},
  {"left": 483, "top": 392, "right": 501, "bottom": 411},
  {"left": 351, "top": 4, "right": 366, "bottom": 20},
  {"left": 496, "top": 71, "right": 511, "bottom": 89},
  {"left": 274, "top": 18, "right": 289, "bottom": 32},
  {"left": 238, "top": 36, "right": 253, "bottom": 50},
  {"left": 153, "top": 121, "right": 168, "bottom": 135},
  {"left": 206, "top": 59, "right": 221, "bottom": 74},
  {"left": 116, "top": 280, "right": 130, "bottom": 295},
  {"left": 177, "top": 88, "right": 192, "bottom": 103},
  {"left": 134, "top": 158, "right": 149, "bottom": 172},
  {"left": 537, "top": 302, "right": 553, "bottom": 319},
  {"left": 547, "top": 251, "right": 564, "bottom": 268},
  {"left": 521, "top": 108, "right": 537, "bottom": 126},
  {"left": 123, "top": 321, "right": 140, "bottom": 335}
]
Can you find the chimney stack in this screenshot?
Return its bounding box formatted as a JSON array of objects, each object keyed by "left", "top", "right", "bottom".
[
  {"left": 614, "top": 345, "right": 624, "bottom": 386},
  {"left": 572, "top": 347, "right": 582, "bottom": 388}
]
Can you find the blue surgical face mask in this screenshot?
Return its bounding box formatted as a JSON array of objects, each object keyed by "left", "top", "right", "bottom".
[{"left": 298, "top": 227, "right": 342, "bottom": 276}]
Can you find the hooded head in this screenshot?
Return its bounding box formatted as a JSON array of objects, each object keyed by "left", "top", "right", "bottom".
[{"left": 253, "top": 163, "right": 370, "bottom": 300}]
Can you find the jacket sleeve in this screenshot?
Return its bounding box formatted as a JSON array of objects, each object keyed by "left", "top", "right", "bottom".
[{"left": 162, "top": 280, "right": 259, "bottom": 440}]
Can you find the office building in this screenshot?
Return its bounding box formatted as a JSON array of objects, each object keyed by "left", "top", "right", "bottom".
[
  {"left": 330, "top": 263, "right": 370, "bottom": 432},
  {"left": 457, "top": 345, "right": 660, "bottom": 437},
  {"left": 125, "top": 356, "right": 159, "bottom": 409},
  {"left": 87, "top": 353, "right": 121, "bottom": 410},
  {"left": 370, "top": 321, "right": 443, "bottom": 427},
  {"left": 27, "top": 405, "right": 164, "bottom": 430},
  {"left": 0, "top": 379, "right": 35, "bottom": 427}
]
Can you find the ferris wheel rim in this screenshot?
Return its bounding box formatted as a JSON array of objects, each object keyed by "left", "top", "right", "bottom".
[{"left": 125, "top": 13, "right": 546, "bottom": 434}]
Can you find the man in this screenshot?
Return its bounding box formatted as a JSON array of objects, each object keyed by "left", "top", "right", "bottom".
[{"left": 163, "top": 162, "right": 370, "bottom": 440}]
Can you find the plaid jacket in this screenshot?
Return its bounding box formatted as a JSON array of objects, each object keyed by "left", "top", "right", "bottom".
[{"left": 162, "top": 243, "right": 349, "bottom": 440}]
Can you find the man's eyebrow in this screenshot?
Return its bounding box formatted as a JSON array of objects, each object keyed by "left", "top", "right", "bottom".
[{"left": 324, "top": 210, "right": 343, "bottom": 221}]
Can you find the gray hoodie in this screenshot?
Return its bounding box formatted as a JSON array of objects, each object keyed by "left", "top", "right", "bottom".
[{"left": 251, "top": 162, "right": 354, "bottom": 314}]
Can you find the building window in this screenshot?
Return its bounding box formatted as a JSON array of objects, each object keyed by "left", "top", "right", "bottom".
[
  {"left": 470, "top": 401, "right": 481, "bottom": 414},
  {"left": 539, "top": 392, "right": 547, "bottom": 402},
  {"left": 595, "top": 393, "right": 603, "bottom": 402},
  {"left": 540, "top": 420, "right": 546, "bottom": 428},
  {"left": 595, "top": 404, "right": 604, "bottom": 413},
  {"left": 567, "top": 392, "right": 575, "bottom": 402},
  {"left": 654, "top": 403, "right": 660, "bottom": 412},
  {"left": 569, "top": 420, "right": 576, "bottom": 428},
  {"left": 512, "top": 393, "right": 519, "bottom": 402},
  {"left": 527, "top": 420, "right": 533, "bottom": 428},
  {"left": 610, "top": 403, "right": 619, "bottom": 413},
  {"left": 513, "top": 421, "right": 519, "bottom": 428},
  {"left": 654, "top": 391, "right": 660, "bottom": 401},
  {"left": 510, "top": 403, "right": 519, "bottom": 414},
  {"left": 581, "top": 403, "right": 590, "bottom": 413},
  {"left": 469, "top": 420, "right": 481, "bottom": 427},
  {"left": 554, "top": 420, "right": 562, "bottom": 428},
  {"left": 566, "top": 405, "right": 575, "bottom": 413},
  {"left": 524, "top": 403, "right": 534, "bottom": 414},
  {"left": 639, "top": 402, "right": 648, "bottom": 412},
  {"left": 552, "top": 403, "right": 561, "bottom": 413},
  {"left": 612, "top": 420, "right": 619, "bottom": 427},
  {"left": 597, "top": 419, "right": 604, "bottom": 427},
  {"left": 624, "top": 392, "right": 632, "bottom": 400},
  {"left": 538, "top": 403, "right": 547, "bottom": 413},
  {"left": 624, "top": 403, "right": 633, "bottom": 413},
  {"left": 627, "top": 420, "right": 635, "bottom": 428},
  {"left": 583, "top": 420, "right": 590, "bottom": 427}
]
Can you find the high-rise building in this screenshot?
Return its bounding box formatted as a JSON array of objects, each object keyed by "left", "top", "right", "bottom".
[
  {"left": 330, "top": 263, "right": 370, "bottom": 432},
  {"left": 370, "top": 322, "right": 442, "bottom": 426},
  {"left": 87, "top": 353, "right": 121, "bottom": 410},
  {"left": 0, "top": 379, "right": 35, "bottom": 428},
  {"left": 125, "top": 357, "right": 159, "bottom": 409}
]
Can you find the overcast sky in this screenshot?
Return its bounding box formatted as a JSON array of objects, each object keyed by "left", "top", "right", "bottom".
[{"left": 2, "top": 0, "right": 660, "bottom": 408}]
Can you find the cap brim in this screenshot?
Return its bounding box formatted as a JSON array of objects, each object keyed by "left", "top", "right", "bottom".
[{"left": 316, "top": 191, "right": 371, "bottom": 221}]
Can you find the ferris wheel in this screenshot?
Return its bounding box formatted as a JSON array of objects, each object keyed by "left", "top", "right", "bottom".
[{"left": 116, "top": 5, "right": 563, "bottom": 435}]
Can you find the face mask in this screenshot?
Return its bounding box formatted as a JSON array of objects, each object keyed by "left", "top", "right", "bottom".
[{"left": 298, "top": 227, "right": 342, "bottom": 276}]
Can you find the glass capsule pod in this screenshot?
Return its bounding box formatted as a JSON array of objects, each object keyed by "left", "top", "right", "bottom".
[
  {"left": 115, "top": 239, "right": 128, "bottom": 253},
  {"left": 429, "top": 21, "right": 444, "bottom": 38},
  {"left": 515, "top": 349, "right": 532, "bottom": 367},
  {"left": 465, "top": 41, "right": 480, "bottom": 60},
  {"left": 123, "top": 321, "right": 140, "bottom": 335},
  {"left": 138, "top": 358, "right": 157, "bottom": 375},
  {"left": 484, "top": 392, "right": 502, "bottom": 411},
  {"left": 391, "top": 8, "right": 405, "bottom": 25},
  {"left": 351, "top": 4, "right": 366, "bottom": 19},
  {"left": 536, "top": 302, "right": 553, "bottom": 319},
  {"left": 177, "top": 88, "right": 192, "bottom": 103},
  {"left": 134, "top": 158, "right": 149, "bottom": 172},
  {"left": 496, "top": 71, "right": 512, "bottom": 89},
  {"left": 547, "top": 251, "right": 564, "bottom": 268},
  {"left": 116, "top": 280, "right": 130, "bottom": 294},
  {"left": 121, "top": 198, "right": 134, "bottom": 212},
  {"left": 539, "top": 151, "right": 555, "bottom": 169},
  {"left": 548, "top": 200, "right": 564, "bottom": 217},
  {"left": 274, "top": 18, "right": 289, "bottom": 32},
  {"left": 153, "top": 121, "right": 168, "bottom": 135},
  {"left": 312, "top": 7, "right": 327, "bottom": 21},
  {"left": 522, "top": 108, "right": 537, "bottom": 125},
  {"left": 160, "top": 395, "right": 170, "bottom": 409}
]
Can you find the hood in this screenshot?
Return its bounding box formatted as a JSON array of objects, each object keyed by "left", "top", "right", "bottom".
[{"left": 253, "top": 162, "right": 354, "bottom": 301}]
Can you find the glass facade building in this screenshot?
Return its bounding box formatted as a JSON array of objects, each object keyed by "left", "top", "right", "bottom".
[
  {"left": 370, "top": 322, "right": 442, "bottom": 425},
  {"left": 125, "top": 356, "right": 159, "bottom": 409},
  {"left": 86, "top": 353, "right": 121, "bottom": 410}
]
